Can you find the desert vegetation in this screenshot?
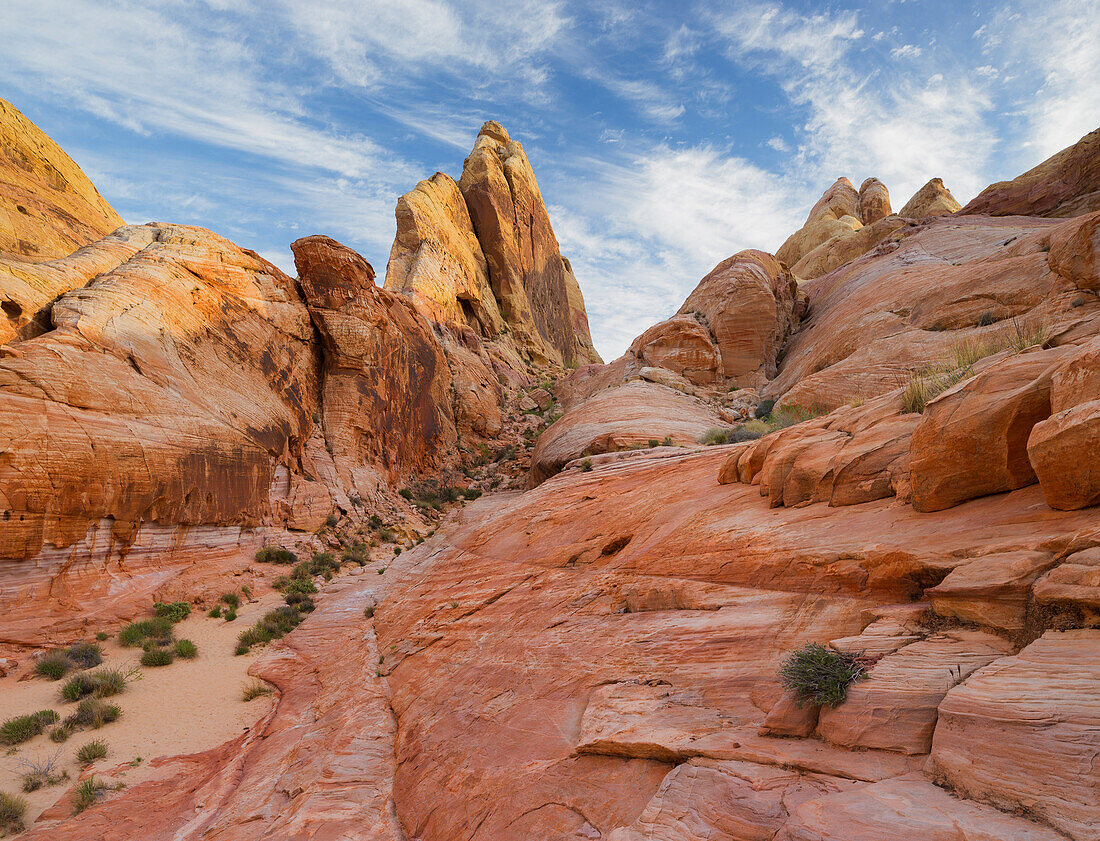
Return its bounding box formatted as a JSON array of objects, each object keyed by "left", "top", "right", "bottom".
[
  {"left": 778, "top": 643, "right": 868, "bottom": 707},
  {"left": 0, "top": 791, "right": 27, "bottom": 836},
  {"left": 0, "top": 710, "right": 59, "bottom": 745}
]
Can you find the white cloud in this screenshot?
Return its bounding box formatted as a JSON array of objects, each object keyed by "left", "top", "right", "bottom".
[
  {"left": 890, "top": 44, "right": 923, "bottom": 59},
  {"left": 766, "top": 135, "right": 789, "bottom": 152}
]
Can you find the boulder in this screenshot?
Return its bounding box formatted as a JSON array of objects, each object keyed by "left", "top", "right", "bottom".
[
  {"left": 0, "top": 97, "right": 124, "bottom": 261},
  {"left": 897, "top": 177, "right": 961, "bottom": 218},
  {"left": 960, "top": 126, "right": 1100, "bottom": 218},
  {"left": 925, "top": 550, "right": 1057, "bottom": 632},
  {"left": 529, "top": 380, "right": 724, "bottom": 484},
  {"left": 777, "top": 776, "right": 1067, "bottom": 841},
  {"left": 857, "top": 177, "right": 891, "bottom": 225},
  {"left": 910, "top": 347, "right": 1072, "bottom": 512},
  {"left": 932, "top": 630, "right": 1100, "bottom": 841},
  {"left": 628, "top": 314, "right": 721, "bottom": 385},
  {"left": 677, "top": 250, "right": 800, "bottom": 387},
  {"left": 1033, "top": 547, "right": 1100, "bottom": 612}
]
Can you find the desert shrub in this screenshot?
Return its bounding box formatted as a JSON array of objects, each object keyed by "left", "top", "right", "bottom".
[
  {"left": 368, "top": 515, "right": 383, "bottom": 529},
  {"left": 241, "top": 679, "right": 272, "bottom": 702},
  {"left": 0, "top": 791, "right": 27, "bottom": 835},
  {"left": 18, "top": 752, "right": 66, "bottom": 792},
  {"left": 307, "top": 551, "right": 340, "bottom": 579},
  {"left": 661, "top": 436, "right": 674, "bottom": 447},
  {"left": 95, "top": 632, "right": 109, "bottom": 642},
  {"left": 280, "top": 578, "right": 317, "bottom": 596},
  {"left": 140, "top": 648, "right": 174, "bottom": 667},
  {"left": 394, "top": 546, "right": 402, "bottom": 556},
  {"left": 283, "top": 591, "right": 315, "bottom": 613},
  {"left": 767, "top": 405, "right": 823, "bottom": 431},
  {"left": 49, "top": 725, "right": 71, "bottom": 743},
  {"left": 241, "top": 585, "right": 252, "bottom": 599},
  {"left": 976, "top": 310, "right": 996, "bottom": 326},
  {"left": 580, "top": 457, "right": 593, "bottom": 472},
  {"left": 86, "top": 668, "right": 129, "bottom": 698},
  {"left": 778, "top": 643, "right": 867, "bottom": 707},
  {"left": 901, "top": 365, "right": 972, "bottom": 414},
  {"left": 463, "top": 488, "right": 482, "bottom": 501},
  {"left": 173, "top": 639, "right": 198, "bottom": 659},
  {"left": 153, "top": 601, "right": 191, "bottom": 623},
  {"left": 235, "top": 605, "right": 306, "bottom": 655},
  {"left": 71, "top": 777, "right": 106, "bottom": 815},
  {"left": 363, "top": 605, "right": 375, "bottom": 619},
  {"left": 325, "top": 514, "right": 338, "bottom": 527},
  {"left": 76, "top": 739, "right": 108, "bottom": 766},
  {"left": 224, "top": 609, "right": 238, "bottom": 622},
  {"left": 755, "top": 399, "right": 775, "bottom": 419},
  {"left": 208, "top": 606, "right": 222, "bottom": 619},
  {"left": 35, "top": 652, "right": 72, "bottom": 681},
  {"left": 255, "top": 546, "right": 296, "bottom": 564},
  {"left": 221, "top": 592, "right": 240, "bottom": 609},
  {"left": 118, "top": 617, "right": 174, "bottom": 648},
  {"left": 648, "top": 438, "right": 660, "bottom": 447},
  {"left": 1007, "top": 318, "right": 1051, "bottom": 352},
  {"left": 235, "top": 625, "right": 273, "bottom": 655},
  {"left": 701, "top": 427, "right": 731, "bottom": 445},
  {"left": 0, "top": 710, "right": 59, "bottom": 745},
  {"left": 65, "top": 642, "right": 103, "bottom": 669},
  {"left": 65, "top": 699, "right": 120, "bottom": 731},
  {"left": 60, "top": 673, "right": 98, "bottom": 702},
  {"left": 949, "top": 337, "right": 998, "bottom": 370},
  {"left": 727, "top": 426, "right": 762, "bottom": 443},
  {"left": 377, "top": 528, "right": 396, "bottom": 543}
]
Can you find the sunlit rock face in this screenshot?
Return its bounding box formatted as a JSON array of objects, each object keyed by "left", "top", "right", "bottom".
[
  {"left": 386, "top": 121, "right": 601, "bottom": 369},
  {"left": 0, "top": 97, "right": 124, "bottom": 263}
]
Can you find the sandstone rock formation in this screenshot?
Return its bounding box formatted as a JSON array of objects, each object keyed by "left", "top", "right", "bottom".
[
  {"left": 293, "top": 235, "right": 458, "bottom": 485},
  {"left": 898, "top": 177, "right": 961, "bottom": 218},
  {"left": 387, "top": 121, "right": 600, "bottom": 369},
  {"left": 3, "top": 101, "right": 1100, "bottom": 841},
  {"left": 961, "top": 126, "right": 1100, "bottom": 218},
  {"left": 0, "top": 97, "right": 124, "bottom": 260}
]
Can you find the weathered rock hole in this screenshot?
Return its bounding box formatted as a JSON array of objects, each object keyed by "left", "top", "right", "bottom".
[
  {"left": 601, "top": 535, "right": 632, "bottom": 556},
  {"left": 1, "top": 300, "right": 22, "bottom": 319}
]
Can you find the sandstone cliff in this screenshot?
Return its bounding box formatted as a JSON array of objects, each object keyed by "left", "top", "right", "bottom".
[
  {"left": 0, "top": 97, "right": 124, "bottom": 260},
  {"left": 961, "top": 126, "right": 1100, "bottom": 218},
  {"left": 386, "top": 121, "right": 601, "bottom": 369}
]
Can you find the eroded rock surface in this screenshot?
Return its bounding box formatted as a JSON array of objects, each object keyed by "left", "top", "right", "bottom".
[{"left": 0, "top": 97, "right": 124, "bottom": 261}]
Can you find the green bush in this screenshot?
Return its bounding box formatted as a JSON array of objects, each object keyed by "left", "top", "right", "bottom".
[
  {"left": 0, "top": 791, "right": 27, "bottom": 835},
  {"left": 280, "top": 578, "right": 317, "bottom": 596},
  {"left": 255, "top": 546, "right": 296, "bottom": 564},
  {"left": 580, "top": 457, "right": 593, "bottom": 472},
  {"left": 65, "top": 642, "right": 103, "bottom": 669},
  {"left": 463, "top": 488, "right": 482, "bottom": 500},
  {"left": 701, "top": 427, "right": 732, "bottom": 445},
  {"left": 235, "top": 605, "right": 306, "bottom": 655},
  {"left": 71, "top": 777, "right": 106, "bottom": 815},
  {"left": 755, "top": 399, "right": 776, "bottom": 419},
  {"left": 86, "top": 668, "right": 128, "bottom": 698},
  {"left": 224, "top": 609, "right": 238, "bottom": 622},
  {"left": 0, "top": 710, "right": 59, "bottom": 745},
  {"left": 35, "top": 652, "right": 72, "bottom": 681},
  {"left": 118, "top": 617, "right": 174, "bottom": 648},
  {"left": 221, "top": 592, "right": 240, "bottom": 609},
  {"left": 95, "top": 631, "right": 109, "bottom": 642},
  {"left": 208, "top": 606, "right": 222, "bottom": 619},
  {"left": 60, "top": 674, "right": 98, "bottom": 702},
  {"left": 284, "top": 591, "right": 315, "bottom": 613},
  {"left": 65, "top": 699, "right": 120, "bottom": 731},
  {"left": 76, "top": 739, "right": 108, "bottom": 766},
  {"left": 49, "top": 724, "right": 72, "bottom": 743},
  {"left": 140, "top": 648, "right": 174, "bottom": 667},
  {"left": 778, "top": 643, "right": 867, "bottom": 707},
  {"left": 241, "top": 679, "right": 272, "bottom": 702},
  {"left": 153, "top": 601, "right": 191, "bottom": 623},
  {"left": 173, "top": 639, "right": 198, "bottom": 659}
]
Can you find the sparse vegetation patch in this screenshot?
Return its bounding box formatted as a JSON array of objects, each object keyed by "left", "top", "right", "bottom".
[{"left": 778, "top": 643, "right": 868, "bottom": 707}]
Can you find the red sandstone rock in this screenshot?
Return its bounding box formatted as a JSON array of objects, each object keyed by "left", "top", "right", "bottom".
[
  {"left": 932, "top": 630, "right": 1100, "bottom": 840},
  {"left": 925, "top": 550, "right": 1057, "bottom": 632},
  {"left": 1033, "top": 547, "right": 1100, "bottom": 615},
  {"left": 897, "top": 177, "right": 961, "bottom": 218},
  {"left": 960, "top": 126, "right": 1100, "bottom": 218},
  {"left": 909, "top": 347, "right": 1072, "bottom": 512},
  {"left": 817, "top": 630, "right": 1013, "bottom": 755},
  {"left": 459, "top": 121, "right": 600, "bottom": 367},
  {"left": 857, "top": 178, "right": 891, "bottom": 225},
  {"left": 629, "top": 314, "right": 721, "bottom": 385},
  {"left": 293, "top": 234, "right": 458, "bottom": 485}
]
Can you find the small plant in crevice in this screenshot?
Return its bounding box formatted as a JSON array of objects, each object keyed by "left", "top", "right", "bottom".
[
  {"left": 241, "top": 678, "right": 272, "bottom": 702},
  {"left": 777, "top": 643, "right": 868, "bottom": 708},
  {"left": 71, "top": 776, "right": 108, "bottom": 815}
]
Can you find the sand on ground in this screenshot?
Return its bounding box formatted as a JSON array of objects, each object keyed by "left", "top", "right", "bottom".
[{"left": 0, "top": 588, "right": 286, "bottom": 824}]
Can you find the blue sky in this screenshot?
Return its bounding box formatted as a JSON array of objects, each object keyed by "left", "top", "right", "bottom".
[{"left": 2, "top": 0, "right": 1097, "bottom": 360}]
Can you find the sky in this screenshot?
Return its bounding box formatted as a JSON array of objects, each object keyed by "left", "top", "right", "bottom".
[{"left": 1, "top": 0, "right": 1097, "bottom": 360}]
